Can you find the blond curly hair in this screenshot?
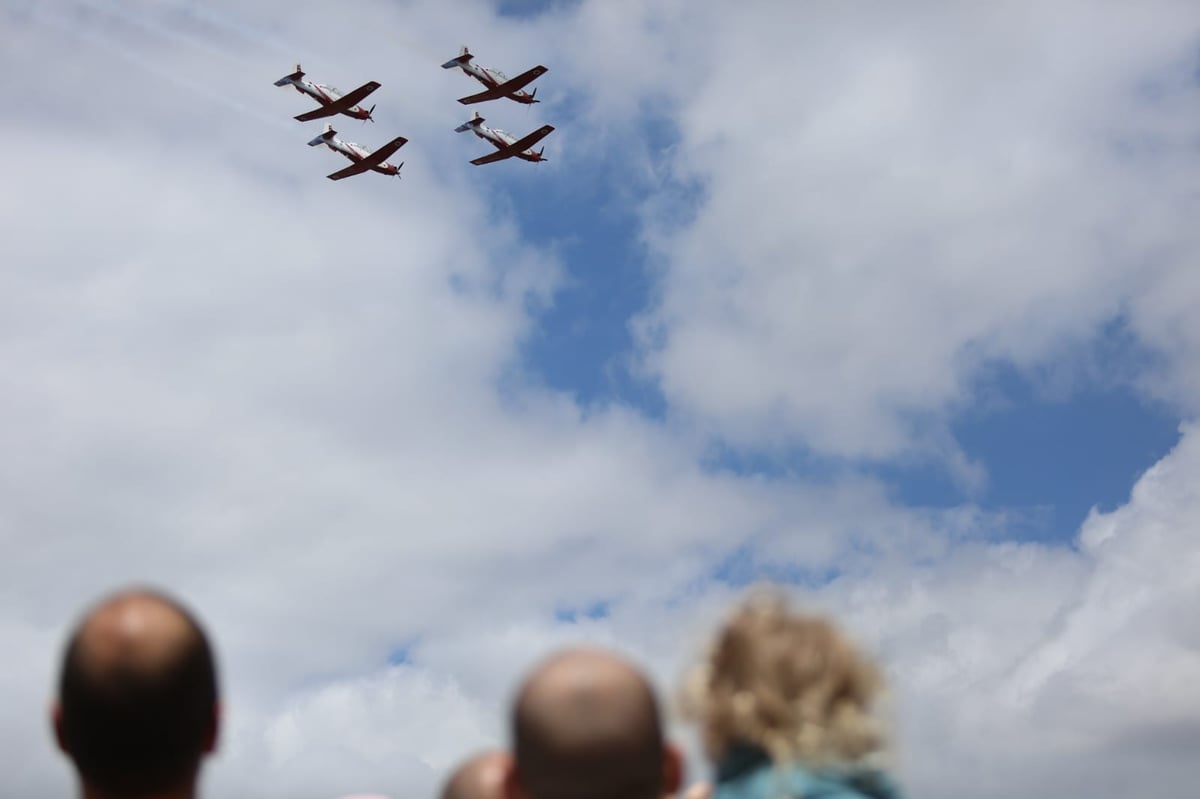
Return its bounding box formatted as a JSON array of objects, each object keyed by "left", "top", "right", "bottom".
[{"left": 681, "top": 591, "right": 887, "bottom": 769}]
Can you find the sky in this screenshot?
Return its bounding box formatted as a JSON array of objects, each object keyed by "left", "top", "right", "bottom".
[{"left": 2, "top": 1, "right": 1200, "bottom": 797}]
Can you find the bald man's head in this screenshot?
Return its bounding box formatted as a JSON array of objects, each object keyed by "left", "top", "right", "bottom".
[
  {"left": 55, "top": 588, "right": 219, "bottom": 798},
  {"left": 508, "top": 648, "right": 679, "bottom": 799},
  {"left": 441, "top": 750, "right": 509, "bottom": 799}
]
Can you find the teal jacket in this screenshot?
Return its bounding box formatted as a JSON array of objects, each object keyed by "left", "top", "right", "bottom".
[{"left": 713, "top": 746, "right": 904, "bottom": 799}]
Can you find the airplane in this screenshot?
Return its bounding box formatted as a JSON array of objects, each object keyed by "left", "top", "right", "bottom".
[
  {"left": 441, "top": 46, "right": 547, "bottom": 105},
  {"left": 307, "top": 124, "right": 406, "bottom": 180},
  {"left": 454, "top": 112, "right": 553, "bottom": 166},
  {"left": 274, "top": 64, "right": 380, "bottom": 122}
]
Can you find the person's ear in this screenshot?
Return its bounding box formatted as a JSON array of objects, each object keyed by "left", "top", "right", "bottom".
[
  {"left": 502, "top": 756, "right": 527, "bottom": 799},
  {"left": 662, "top": 742, "right": 684, "bottom": 795},
  {"left": 483, "top": 752, "right": 513, "bottom": 795},
  {"left": 204, "top": 702, "right": 220, "bottom": 754},
  {"left": 52, "top": 703, "right": 68, "bottom": 755}
]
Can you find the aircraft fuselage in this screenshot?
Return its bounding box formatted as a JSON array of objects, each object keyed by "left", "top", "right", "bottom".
[
  {"left": 459, "top": 62, "right": 538, "bottom": 104},
  {"left": 286, "top": 78, "right": 373, "bottom": 120},
  {"left": 315, "top": 135, "right": 400, "bottom": 175},
  {"left": 469, "top": 123, "right": 546, "bottom": 162}
]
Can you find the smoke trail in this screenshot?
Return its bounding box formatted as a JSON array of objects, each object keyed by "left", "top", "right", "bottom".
[
  {"left": 161, "top": 0, "right": 446, "bottom": 66},
  {"left": 71, "top": 0, "right": 290, "bottom": 74},
  {"left": 148, "top": 0, "right": 340, "bottom": 64},
  {"left": 41, "top": 3, "right": 293, "bottom": 132}
]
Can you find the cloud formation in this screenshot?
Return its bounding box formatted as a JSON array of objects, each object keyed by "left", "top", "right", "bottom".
[{"left": 631, "top": 1, "right": 1200, "bottom": 461}]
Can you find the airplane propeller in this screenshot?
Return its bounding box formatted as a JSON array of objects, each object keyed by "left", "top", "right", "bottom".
[{"left": 366, "top": 104, "right": 376, "bottom": 123}]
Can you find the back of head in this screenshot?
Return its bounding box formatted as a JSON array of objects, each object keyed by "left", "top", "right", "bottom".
[
  {"left": 510, "top": 648, "right": 675, "bottom": 799},
  {"left": 440, "top": 750, "right": 509, "bottom": 799},
  {"left": 56, "top": 588, "right": 219, "bottom": 797},
  {"left": 682, "top": 590, "right": 886, "bottom": 768}
]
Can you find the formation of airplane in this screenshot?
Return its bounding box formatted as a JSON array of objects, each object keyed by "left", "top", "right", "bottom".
[
  {"left": 275, "top": 47, "right": 554, "bottom": 180},
  {"left": 307, "top": 124, "right": 406, "bottom": 181},
  {"left": 441, "top": 46, "right": 547, "bottom": 105},
  {"left": 455, "top": 112, "right": 553, "bottom": 166},
  {"left": 274, "top": 64, "right": 379, "bottom": 122}
]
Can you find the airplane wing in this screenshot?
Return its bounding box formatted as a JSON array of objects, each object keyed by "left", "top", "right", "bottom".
[
  {"left": 295, "top": 106, "right": 340, "bottom": 122},
  {"left": 470, "top": 149, "right": 517, "bottom": 166},
  {"left": 457, "top": 65, "right": 547, "bottom": 104},
  {"left": 327, "top": 136, "right": 408, "bottom": 179},
  {"left": 469, "top": 125, "right": 554, "bottom": 165},
  {"left": 361, "top": 136, "right": 408, "bottom": 166},
  {"left": 507, "top": 124, "right": 554, "bottom": 152},
  {"left": 294, "top": 80, "right": 381, "bottom": 121},
  {"left": 326, "top": 161, "right": 373, "bottom": 181}
]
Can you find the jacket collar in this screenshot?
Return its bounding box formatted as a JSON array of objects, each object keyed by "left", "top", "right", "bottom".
[{"left": 715, "top": 744, "right": 773, "bottom": 782}]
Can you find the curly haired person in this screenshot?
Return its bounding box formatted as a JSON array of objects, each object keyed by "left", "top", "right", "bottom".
[{"left": 682, "top": 592, "right": 904, "bottom": 799}]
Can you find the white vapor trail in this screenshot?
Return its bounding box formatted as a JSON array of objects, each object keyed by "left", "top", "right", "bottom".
[{"left": 42, "top": 3, "right": 293, "bottom": 132}]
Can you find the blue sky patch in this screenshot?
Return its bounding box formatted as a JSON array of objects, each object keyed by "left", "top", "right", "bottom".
[
  {"left": 496, "top": 0, "right": 580, "bottom": 20},
  {"left": 710, "top": 543, "right": 842, "bottom": 589},
  {"left": 955, "top": 368, "right": 1178, "bottom": 538},
  {"left": 555, "top": 599, "right": 612, "bottom": 623},
  {"left": 388, "top": 640, "right": 420, "bottom": 666},
  {"left": 878, "top": 340, "right": 1181, "bottom": 540},
  {"left": 498, "top": 95, "right": 703, "bottom": 423}
]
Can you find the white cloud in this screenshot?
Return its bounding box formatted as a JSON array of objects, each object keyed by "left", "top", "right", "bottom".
[
  {"left": 878, "top": 424, "right": 1200, "bottom": 797},
  {"left": 630, "top": 0, "right": 1200, "bottom": 460},
  {"left": 193, "top": 426, "right": 1200, "bottom": 799}
]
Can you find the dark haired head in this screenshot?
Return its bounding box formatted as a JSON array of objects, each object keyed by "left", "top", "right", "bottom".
[{"left": 55, "top": 588, "right": 219, "bottom": 797}]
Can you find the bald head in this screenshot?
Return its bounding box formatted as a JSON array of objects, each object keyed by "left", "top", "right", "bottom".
[
  {"left": 441, "top": 750, "right": 509, "bottom": 799},
  {"left": 56, "top": 588, "right": 218, "bottom": 798},
  {"left": 510, "top": 648, "right": 678, "bottom": 799}
]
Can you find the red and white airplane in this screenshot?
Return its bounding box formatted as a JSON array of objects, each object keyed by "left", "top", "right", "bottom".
[
  {"left": 307, "top": 124, "right": 406, "bottom": 180},
  {"left": 274, "top": 64, "right": 380, "bottom": 122},
  {"left": 441, "top": 47, "right": 547, "bottom": 105},
  {"left": 454, "top": 112, "right": 553, "bottom": 166}
]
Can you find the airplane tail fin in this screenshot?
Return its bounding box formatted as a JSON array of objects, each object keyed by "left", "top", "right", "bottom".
[
  {"left": 274, "top": 63, "right": 304, "bottom": 86},
  {"left": 308, "top": 123, "right": 336, "bottom": 146},
  {"left": 454, "top": 111, "right": 484, "bottom": 132},
  {"left": 441, "top": 45, "right": 473, "bottom": 69}
]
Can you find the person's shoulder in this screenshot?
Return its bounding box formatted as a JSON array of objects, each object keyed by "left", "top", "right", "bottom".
[
  {"left": 714, "top": 760, "right": 818, "bottom": 799},
  {"left": 812, "top": 768, "right": 904, "bottom": 799},
  {"left": 715, "top": 762, "right": 903, "bottom": 799}
]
